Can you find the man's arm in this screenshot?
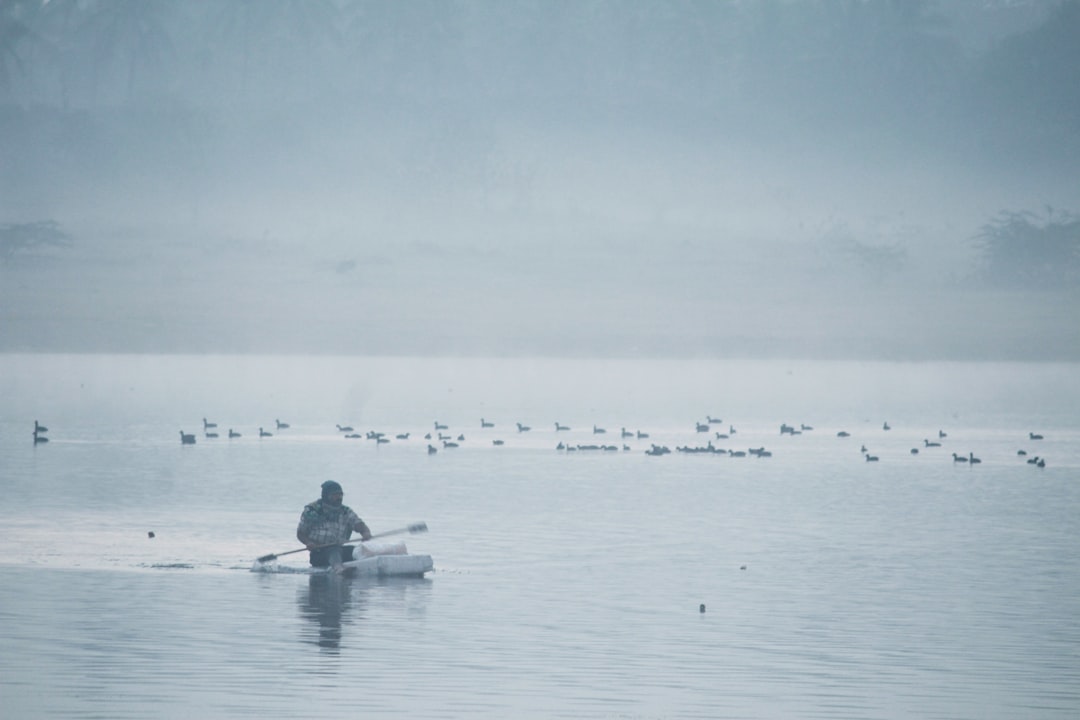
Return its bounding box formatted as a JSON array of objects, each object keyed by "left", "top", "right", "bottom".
[
  {"left": 355, "top": 519, "right": 372, "bottom": 541},
  {"left": 297, "top": 527, "right": 318, "bottom": 549}
]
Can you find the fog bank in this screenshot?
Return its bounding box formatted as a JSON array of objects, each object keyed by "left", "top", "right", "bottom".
[{"left": 2, "top": 1, "right": 1078, "bottom": 359}]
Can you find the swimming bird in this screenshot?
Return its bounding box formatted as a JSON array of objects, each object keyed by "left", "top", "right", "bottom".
[
  {"left": 1036, "top": 458, "right": 1045, "bottom": 468},
  {"left": 837, "top": 431, "right": 850, "bottom": 437},
  {"left": 939, "top": 430, "right": 947, "bottom": 438},
  {"left": 492, "top": 439, "right": 504, "bottom": 446},
  {"left": 883, "top": 422, "right": 891, "bottom": 431},
  {"left": 910, "top": 448, "right": 919, "bottom": 454},
  {"left": 434, "top": 421, "right": 448, "bottom": 430},
  {"left": 377, "top": 436, "right": 390, "bottom": 444},
  {"left": 1017, "top": 449, "right": 1027, "bottom": 456},
  {"left": 865, "top": 454, "right": 879, "bottom": 462},
  {"left": 275, "top": 419, "right": 289, "bottom": 430},
  {"left": 481, "top": 418, "right": 494, "bottom": 428},
  {"left": 952, "top": 452, "right": 968, "bottom": 463},
  {"left": 800, "top": 424, "right": 814, "bottom": 431},
  {"left": 969, "top": 452, "right": 981, "bottom": 464},
  {"left": 621, "top": 427, "right": 633, "bottom": 438},
  {"left": 205, "top": 431, "right": 219, "bottom": 439},
  {"left": 427, "top": 444, "right": 438, "bottom": 454},
  {"left": 696, "top": 422, "right": 709, "bottom": 433},
  {"left": 203, "top": 418, "right": 217, "bottom": 429},
  {"left": 33, "top": 432, "right": 49, "bottom": 444},
  {"left": 728, "top": 449, "right": 746, "bottom": 457},
  {"left": 593, "top": 424, "right": 606, "bottom": 434},
  {"left": 1029, "top": 432, "right": 1044, "bottom": 440},
  {"left": 34, "top": 420, "right": 48, "bottom": 433},
  {"left": 707, "top": 416, "right": 722, "bottom": 424},
  {"left": 924, "top": 439, "right": 941, "bottom": 447},
  {"left": 556, "top": 422, "right": 571, "bottom": 432},
  {"left": 442, "top": 440, "right": 459, "bottom": 448},
  {"left": 229, "top": 429, "right": 241, "bottom": 438},
  {"left": 1026, "top": 456, "right": 1040, "bottom": 465},
  {"left": 457, "top": 434, "right": 465, "bottom": 441},
  {"left": 180, "top": 430, "right": 196, "bottom": 445},
  {"left": 259, "top": 427, "right": 272, "bottom": 438},
  {"left": 337, "top": 424, "right": 354, "bottom": 432},
  {"left": 517, "top": 422, "right": 531, "bottom": 432},
  {"left": 396, "top": 433, "right": 410, "bottom": 440},
  {"left": 636, "top": 430, "right": 649, "bottom": 439}
]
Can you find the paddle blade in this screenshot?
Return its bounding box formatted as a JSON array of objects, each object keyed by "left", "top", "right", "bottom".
[
  {"left": 256, "top": 553, "right": 278, "bottom": 563},
  {"left": 407, "top": 522, "right": 428, "bottom": 534}
]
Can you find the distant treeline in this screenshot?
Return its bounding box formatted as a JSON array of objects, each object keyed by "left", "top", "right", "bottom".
[
  {"left": 3, "top": 0, "right": 1079, "bottom": 249},
  {"left": 0, "top": 0, "right": 1077, "bottom": 156}
]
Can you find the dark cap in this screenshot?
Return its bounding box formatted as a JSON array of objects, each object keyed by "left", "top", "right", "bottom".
[{"left": 321, "top": 480, "right": 343, "bottom": 498}]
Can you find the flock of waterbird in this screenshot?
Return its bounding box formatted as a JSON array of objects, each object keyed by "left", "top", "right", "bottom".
[
  {"left": 179, "top": 417, "right": 286, "bottom": 444},
  {"left": 31, "top": 416, "right": 1050, "bottom": 468},
  {"left": 846, "top": 425, "right": 1049, "bottom": 468}
]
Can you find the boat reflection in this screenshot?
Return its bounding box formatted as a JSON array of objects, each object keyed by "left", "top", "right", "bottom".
[
  {"left": 298, "top": 573, "right": 362, "bottom": 652},
  {"left": 297, "top": 573, "right": 433, "bottom": 652}
]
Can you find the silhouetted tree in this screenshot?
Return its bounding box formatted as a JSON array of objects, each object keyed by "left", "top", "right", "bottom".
[
  {"left": 972, "top": 0, "right": 1080, "bottom": 162},
  {"left": 0, "top": 220, "right": 71, "bottom": 262},
  {"left": 974, "top": 209, "right": 1080, "bottom": 289},
  {"left": 817, "top": 220, "right": 908, "bottom": 284},
  {"left": 204, "top": 0, "right": 340, "bottom": 101},
  {"left": 0, "top": 0, "right": 38, "bottom": 97},
  {"left": 31, "top": 0, "right": 92, "bottom": 110},
  {"left": 80, "top": 0, "right": 175, "bottom": 103}
]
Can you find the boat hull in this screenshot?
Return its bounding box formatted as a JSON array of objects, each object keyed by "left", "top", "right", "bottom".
[{"left": 340, "top": 553, "right": 433, "bottom": 577}]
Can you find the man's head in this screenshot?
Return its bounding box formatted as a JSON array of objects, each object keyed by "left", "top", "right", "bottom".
[{"left": 321, "top": 480, "right": 344, "bottom": 506}]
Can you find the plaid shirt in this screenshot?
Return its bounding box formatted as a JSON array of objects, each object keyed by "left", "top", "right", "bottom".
[{"left": 297, "top": 499, "right": 363, "bottom": 545}]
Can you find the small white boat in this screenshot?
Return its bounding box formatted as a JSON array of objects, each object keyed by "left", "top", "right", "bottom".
[
  {"left": 251, "top": 540, "right": 433, "bottom": 577},
  {"left": 339, "top": 552, "right": 434, "bottom": 577},
  {"left": 336, "top": 540, "right": 432, "bottom": 578}
]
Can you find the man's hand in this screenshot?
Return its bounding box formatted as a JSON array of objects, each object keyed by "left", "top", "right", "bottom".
[{"left": 357, "top": 522, "right": 373, "bottom": 542}]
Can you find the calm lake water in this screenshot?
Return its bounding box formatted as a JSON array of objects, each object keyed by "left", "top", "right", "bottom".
[{"left": 1, "top": 354, "right": 1078, "bottom": 719}]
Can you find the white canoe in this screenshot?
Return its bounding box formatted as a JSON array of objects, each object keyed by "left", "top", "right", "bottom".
[
  {"left": 251, "top": 540, "right": 433, "bottom": 576},
  {"left": 335, "top": 540, "right": 432, "bottom": 577},
  {"left": 339, "top": 552, "right": 434, "bottom": 577}
]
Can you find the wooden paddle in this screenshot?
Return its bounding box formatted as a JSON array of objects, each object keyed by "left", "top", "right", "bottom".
[{"left": 256, "top": 522, "right": 428, "bottom": 563}]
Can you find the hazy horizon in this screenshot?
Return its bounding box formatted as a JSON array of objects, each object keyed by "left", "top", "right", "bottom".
[{"left": 2, "top": 0, "right": 1078, "bottom": 360}]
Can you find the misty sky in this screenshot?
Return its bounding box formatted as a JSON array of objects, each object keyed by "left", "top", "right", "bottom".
[{"left": 1, "top": 0, "right": 1078, "bottom": 360}]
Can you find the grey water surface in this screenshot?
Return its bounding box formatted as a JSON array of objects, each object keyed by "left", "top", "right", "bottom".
[{"left": 1, "top": 355, "right": 1078, "bottom": 719}]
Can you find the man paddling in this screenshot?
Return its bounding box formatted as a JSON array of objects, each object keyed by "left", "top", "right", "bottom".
[{"left": 296, "top": 480, "right": 373, "bottom": 569}]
